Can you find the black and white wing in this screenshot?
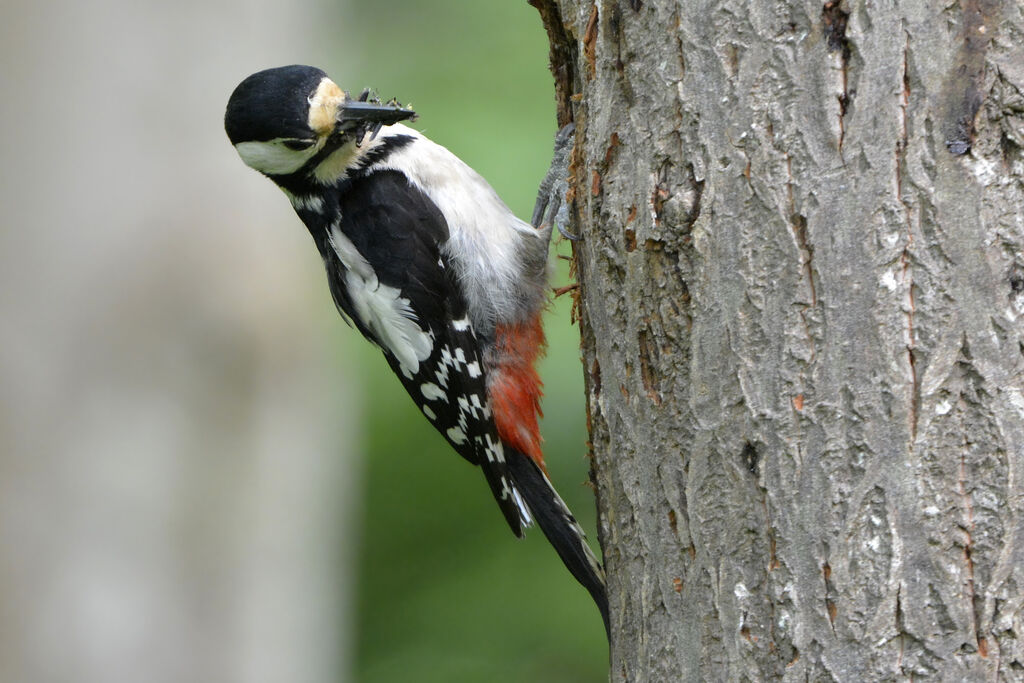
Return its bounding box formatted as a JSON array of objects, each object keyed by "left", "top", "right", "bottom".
[{"left": 323, "top": 170, "right": 531, "bottom": 535}]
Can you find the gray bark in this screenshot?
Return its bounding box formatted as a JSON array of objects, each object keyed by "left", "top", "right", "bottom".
[{"left": 533, "top": 0, "right": 1024, "bottom": 679}]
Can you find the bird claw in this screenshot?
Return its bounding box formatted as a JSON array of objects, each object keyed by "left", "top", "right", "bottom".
[
  {"left": 532, "top": 123, "right": 577, "bottom": 240},
  {"left": 556, "top": 222, "right": 579, "bottom": 241}
]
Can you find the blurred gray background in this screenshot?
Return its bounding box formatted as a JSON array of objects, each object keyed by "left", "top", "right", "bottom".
[
  {"left": 0, "top": 2, "right": 605, "bottom": 681},
  {"left": 1, "top": 2, "right": 356, "bottom": 680}
]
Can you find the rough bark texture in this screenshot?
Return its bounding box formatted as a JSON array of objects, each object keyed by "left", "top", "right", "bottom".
[{"left": 533, "top": 0, "right": 1024, "bottom": 679}]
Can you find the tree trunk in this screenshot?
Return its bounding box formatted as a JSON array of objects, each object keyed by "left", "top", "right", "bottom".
[{"left": 532, "top": 0, "right": 1024, "bottom": 679}]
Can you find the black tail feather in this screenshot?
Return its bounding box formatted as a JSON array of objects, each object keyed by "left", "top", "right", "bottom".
[
  {"left": 479, "top": 458, "right": 526, "bottom": 538},
  {"left": 505, "top": 448, "right": 610, "bottom": 639}
]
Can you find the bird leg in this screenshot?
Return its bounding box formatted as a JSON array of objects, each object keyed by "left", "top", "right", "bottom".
[{"left": 531, "top": 123, "right": 577, "bottom": 241}]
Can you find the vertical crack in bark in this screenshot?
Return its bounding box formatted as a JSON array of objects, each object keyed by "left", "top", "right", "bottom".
[
  {"left": 680, "top": 163, "right": 705, "bottom": 236},
  {"left": 672, "top": 8, "right": 686, "bottom": 87},
  {"left": 742, "top": 442, "right": 760, "bottom": 476},
  {"left": 609, "top": 3, "right": 625, "bottom": 83},
  {"left": 958, "top": 428, "right": 987, "bottom": 657},
  {"left": 638, "top": 328, "right": 662, "bottom": 404},
  {"left": 823, "top": 561, "right": 837, "bottom": 634},
  {"left": 895, "top": 585, "right": 904, "bottom": 672},
  {"left": 624, "top": 228, "right": 637, "bottom": 252},
  {"left": 896, "top": 32, "right": 919, "bottom": 441},
  {"left": 757, "top": 456, "right": 778, "bottom": 655},
  {"left": 583, "top": 3, "right": 599, "bottom": 82},
  {"left": 785, "top": 150, "right": 817, "bottom": 446},
  {"left": 822, "top": 1, "right": 851, "bottom": 156},
  {"left": 762, "top": 494, "right": 779, "bottom": 572},
  {"left": 759, "top": 483, "right": 782, "bottom": 659},
  {"left": 595, "top": 131, "right": 619, "bottom": 206},
  {"left": 906, "top": 308, "right": 918, "bottom": 443},
  {"left": 528, "top": 0, "right": 578, "bottom": 126},
  {"left": 822, "top": 2, "right": 851, "bottom": 65},
  {"left": 566, "top": 137, "right": 585, "bottom": 324},
  {"left": 943, "top": 0, "right": 997, "bottom": 155},
  {"left": 650, "top": 159, "right": 672, "bottom": 226},
  {"left": 786, "top": 154, "right": 817, "bottom": 308}
]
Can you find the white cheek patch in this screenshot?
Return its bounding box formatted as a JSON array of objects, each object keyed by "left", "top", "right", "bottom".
[{"left": 235, "top": 139, "right": 319, "bottom": 175}]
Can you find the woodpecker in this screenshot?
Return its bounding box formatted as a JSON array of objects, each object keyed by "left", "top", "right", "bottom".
[{"left": 224, "top": 65, "right": 608, "bottom": 633}]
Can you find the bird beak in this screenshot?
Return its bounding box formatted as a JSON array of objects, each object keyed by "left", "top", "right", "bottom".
[{"left": 339, "top": 100, "right": 417, "bottom": 127}]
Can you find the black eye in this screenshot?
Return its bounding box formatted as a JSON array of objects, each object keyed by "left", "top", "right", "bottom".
[{"left": 281, "top": 139, "right": 315, "bottom": 151}]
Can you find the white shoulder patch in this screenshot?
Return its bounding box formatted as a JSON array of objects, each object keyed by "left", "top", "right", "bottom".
[
  {"left": 329, "top": 225, "right": 433, "bottom": 373},
  {"left": 291, "top": 194, "right": 325, "bottom": 213},
  {"left": 363, "top": 125, "right": 542, "bottom": 335}
]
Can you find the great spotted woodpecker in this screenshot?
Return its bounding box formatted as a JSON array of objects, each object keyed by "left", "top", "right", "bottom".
[{"left": 224, "top": 65, "right": 607, "bottom": 633}]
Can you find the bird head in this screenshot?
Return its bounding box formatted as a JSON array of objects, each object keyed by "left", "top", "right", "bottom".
[{"left": 224, "top": 65, "right": 416, "bottom": 176}]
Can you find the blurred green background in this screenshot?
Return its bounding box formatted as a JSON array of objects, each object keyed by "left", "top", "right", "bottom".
[
  {"left": 331, "top": 3, "right": 607, "bottom": 680},
  {"left": 0, "top": 1, "right": 604, "bottom": 681}
]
